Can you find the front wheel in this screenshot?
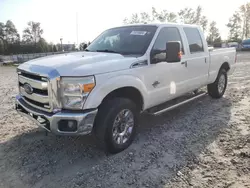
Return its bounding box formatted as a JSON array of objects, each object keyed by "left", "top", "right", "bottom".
[
  {"left": 207, "top": 69, "right": 228, "bottom": 98},
  {"left": 93, "top": 98, "right": 139, "bottom": 154}
]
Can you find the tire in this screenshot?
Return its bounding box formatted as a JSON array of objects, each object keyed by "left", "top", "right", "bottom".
[
  {"left": 93, "top": 98, "right": 139, "bottom": 154},
  {"left": 207, "top": 69, "right": 228, "bottom": 98}
]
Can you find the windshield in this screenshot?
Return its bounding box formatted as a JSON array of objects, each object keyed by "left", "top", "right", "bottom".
[
  {"left": 86, "top": 25, "right": 158, "bottom": 55},
  {"left": 242, "top": 39, "right": 250, "bottom": 45}
]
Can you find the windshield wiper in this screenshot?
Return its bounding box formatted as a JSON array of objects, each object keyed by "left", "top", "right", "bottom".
[{"left": 96, "top": 49, "right": 120, "bottom": 54}]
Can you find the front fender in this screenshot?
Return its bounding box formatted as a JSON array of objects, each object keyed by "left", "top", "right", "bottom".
[{"left": 83, "top": 74, "right": 148, "bottom": 110}]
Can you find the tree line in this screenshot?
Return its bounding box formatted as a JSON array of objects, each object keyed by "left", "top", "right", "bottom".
[
  {"left": 0, "top": 21, "right": 62, "bottom": 55},
  {"left": 124, "top": 3, "right": 250, "bottom": 45},
  {"left": 227, "top": 3, "right": 250, "bottom": 42},
  {"left": 123, "top": 6, "right": 221, "bottom": 46},
  {"left": 0, "top": 19, "right": 91, "bottom": 55},
  {"left": 1, "top": 3, "right": 250, "bottom": 55}
]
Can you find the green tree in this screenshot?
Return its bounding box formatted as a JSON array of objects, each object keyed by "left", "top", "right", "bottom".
[
  {"left": 37, "top": 38, "right": 49, "bottom": 52},
  {"left": 22, "top": 21, "right": 43, "bottom": 44},
  {"left": 239, "top": 3, "right": 250, "bottom": 39},
  {"left": 0, "top": 22, "right": 4, "bottom": 40},
  {"left": 206, "top": 21, "right": 221, "bottom": 45},
  {"left": 0, "top": 20, "right": 20, "bottom": 54},
  {"left": 178, "top": 6, "right": 208, "bottom": 31},
  {"left": 4, "top": 20, "right": 20, "bottom": 44},
  {"left": 71, "top": 44, "right": 76, "bottom": 51},
  {"left": 0, "top": 22, "right": 5, "bottom": 54},
  {"left": 53, "top": 45, "right": 57, "bottom": 52},
  {"left": 123, "top": 7, "right": 177, "bottom": 24},
  {"left": 178, "top": 8, "right": 195, "bottom": 24},
  {"left": 151, "top": 7, "right": 177, "bottom": 22},
  {"left": 48, "top": 43, "right": 53, "bottom": 52},
  {"left": 124, "top": 13, "right": 141, "bottom": 24},
  {"left": 0, "top": 39, "right": 4, "bottom": 54},
  {"left": 140, "top": 12, "right": 152, "bottom": 23},
  {"left": 227, "top": 12, "right": 242, "bottom": 42}
]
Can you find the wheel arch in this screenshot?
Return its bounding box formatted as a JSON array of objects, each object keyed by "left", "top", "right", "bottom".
[
  {"left": 83, "top": 75, "right": 148, "bottom": 111},
  {"left": 100, "top": 86, "right": 144, "bottom": 111},
  {"left": 220, "top": 62, "right": 230, "bottom": 72}
]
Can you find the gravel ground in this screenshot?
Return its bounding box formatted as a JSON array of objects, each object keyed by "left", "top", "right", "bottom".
[{"left": 0, "top": 52, "right": 250, "bottom": 188}]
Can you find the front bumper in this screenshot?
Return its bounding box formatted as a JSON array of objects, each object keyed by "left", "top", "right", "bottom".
[{"left": 15, "top": 95, "right": 98, "bottom": 135}]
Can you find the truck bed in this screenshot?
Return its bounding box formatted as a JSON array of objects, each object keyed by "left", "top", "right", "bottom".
[{"left": 208, "top": 47, "right": 236, "bottom": 83}]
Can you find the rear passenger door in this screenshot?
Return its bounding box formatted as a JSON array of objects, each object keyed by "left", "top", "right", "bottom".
[{"left": 182, "top": 27, "right": 209, "bottom": 90}]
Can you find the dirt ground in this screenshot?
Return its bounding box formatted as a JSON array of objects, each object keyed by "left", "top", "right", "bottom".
[{"left": 0, "top": 52, "right": 250, "bottom": 188}]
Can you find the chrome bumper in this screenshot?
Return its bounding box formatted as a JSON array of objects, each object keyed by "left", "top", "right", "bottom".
[{"left": 15, "top": 95, "right": 98, "bottom": 135}]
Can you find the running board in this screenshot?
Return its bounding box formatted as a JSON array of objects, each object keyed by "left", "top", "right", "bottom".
[{"left": 148, "top": 92, "right": 207, "bottom": 116}]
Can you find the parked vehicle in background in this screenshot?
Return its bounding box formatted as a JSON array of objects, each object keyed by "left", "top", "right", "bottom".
[
  {"left": 241, "top": 39, "right": 250, "bottom": 50},
  {"left": 227, "top": 42, "right": 241, "bottom": 51},
  {"left": 0, "top": 55, "right": 14, "bottom": 65},
  {"left": 15, "top": 23, "right": 236, "bottom": 153},
  {"left": 228, "top": 42, "right": 239, "bottom": 48}
]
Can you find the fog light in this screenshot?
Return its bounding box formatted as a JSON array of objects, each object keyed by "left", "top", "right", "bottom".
[{"left": 58, "top": 120, "right": 77, "bottom": 132}]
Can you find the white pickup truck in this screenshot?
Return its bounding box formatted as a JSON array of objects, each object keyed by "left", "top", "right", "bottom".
[{"left": 15, "top": 23, "right": 236, "bottom": 153}]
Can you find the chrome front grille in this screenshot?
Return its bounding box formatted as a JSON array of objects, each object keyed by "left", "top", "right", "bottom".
[{"left": 18, "top": 71, "right": 52, "bottom": 112}]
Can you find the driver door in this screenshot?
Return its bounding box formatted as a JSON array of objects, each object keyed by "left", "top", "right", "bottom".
[{"left": 144, "top": 26, "right": 190, "bottom": 108}]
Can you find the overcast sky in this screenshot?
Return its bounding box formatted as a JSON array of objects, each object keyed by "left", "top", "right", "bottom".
[{"left": 0, "top": 0, "right": 249, "bottom": 45}]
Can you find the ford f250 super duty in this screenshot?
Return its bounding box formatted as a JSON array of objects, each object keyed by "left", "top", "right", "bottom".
[{"left": 15, "top": 23, "right": 236, "bottom": 153}]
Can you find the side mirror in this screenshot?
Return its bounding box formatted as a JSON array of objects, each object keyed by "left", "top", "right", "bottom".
[{"left": 166, "top": 41, "right": 181, "bottom": 63}]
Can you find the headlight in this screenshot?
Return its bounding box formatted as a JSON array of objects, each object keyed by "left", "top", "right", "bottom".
[{"left": 60, "top": 76, "right": 95, "bottom": 109}]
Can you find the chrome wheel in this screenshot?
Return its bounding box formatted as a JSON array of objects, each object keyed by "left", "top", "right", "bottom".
[
  {"left": 112, "top": 109, "right": 134, "bottom": 145},
  {"left": 218, "top": 74, "right": 226, "bottom": 94}
]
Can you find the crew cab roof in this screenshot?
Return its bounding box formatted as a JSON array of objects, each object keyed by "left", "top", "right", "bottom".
[{"left": 113, "top": 23, "right": 200, "bottom": 29}]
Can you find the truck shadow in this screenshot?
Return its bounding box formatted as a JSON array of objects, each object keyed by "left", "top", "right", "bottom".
[{"left": 1, "top": 96, "right": 232, "bottom": 188}]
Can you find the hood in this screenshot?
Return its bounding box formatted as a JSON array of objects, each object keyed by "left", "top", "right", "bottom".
[{"left": 18, "top": 52, "right": 139, "bottom": 77}]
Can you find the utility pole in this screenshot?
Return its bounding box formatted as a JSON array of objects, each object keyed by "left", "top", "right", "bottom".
[
  {"left": 76, "top": 12, "right": 79, "bottom": 48},
  {"left": 60, "top": 38, "right": 63, "bottom": 51}
]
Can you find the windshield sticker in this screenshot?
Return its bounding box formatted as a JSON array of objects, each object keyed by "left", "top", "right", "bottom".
[{"left": 130, "top": 31, "right": 147, "bottom": 36}]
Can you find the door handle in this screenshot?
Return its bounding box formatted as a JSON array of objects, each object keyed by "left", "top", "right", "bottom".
[{"left": 181, "top": 61, "right": 188, "bottom": 67}]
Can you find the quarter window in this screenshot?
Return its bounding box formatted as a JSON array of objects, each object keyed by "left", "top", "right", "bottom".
[{"left": 183, "top": 27, "right": 204, "bottom": 53}]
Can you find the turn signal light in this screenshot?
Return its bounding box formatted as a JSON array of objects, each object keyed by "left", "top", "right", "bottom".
[{"left": 83, "top": 83, "right": 95, "bottom": 92}]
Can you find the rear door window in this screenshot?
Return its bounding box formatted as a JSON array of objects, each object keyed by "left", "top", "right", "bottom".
[{"left": 183, "top": 27, "right": 204, "bottom": 53}]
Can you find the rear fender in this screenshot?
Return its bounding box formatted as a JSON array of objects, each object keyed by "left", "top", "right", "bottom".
[{"left": 209, "top": 55, "right": 230, "bottom": 83}]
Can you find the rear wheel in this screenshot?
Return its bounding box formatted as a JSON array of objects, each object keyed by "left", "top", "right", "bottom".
[
  {"left": 207, "top": 69, "right": 228, "bottom": 98},
  {"left": 93, "top": 98, "right": 139, "bottom": 154}
]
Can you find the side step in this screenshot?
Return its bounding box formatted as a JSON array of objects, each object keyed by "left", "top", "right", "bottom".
[{"left": 147, "top": 91, "right": 207, "bottom": 116}]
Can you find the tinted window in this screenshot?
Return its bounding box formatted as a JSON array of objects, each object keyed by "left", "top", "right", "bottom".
[
  {"left": 86, "top": 26, "right": 157, "bottom": 55},
  {"left": 183, "top": 27, "right": 204, "bottom": 53},
  {"left": 151, "top": 27, "right": 183, "bottom": 63},
  {"left": 242, "top": 39, "right": 250, "bottom": 45}
]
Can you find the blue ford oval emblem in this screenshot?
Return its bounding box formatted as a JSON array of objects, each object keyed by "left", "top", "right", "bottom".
[{"left": 23, "top": 83, "right": 33, "bottom": 95}]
